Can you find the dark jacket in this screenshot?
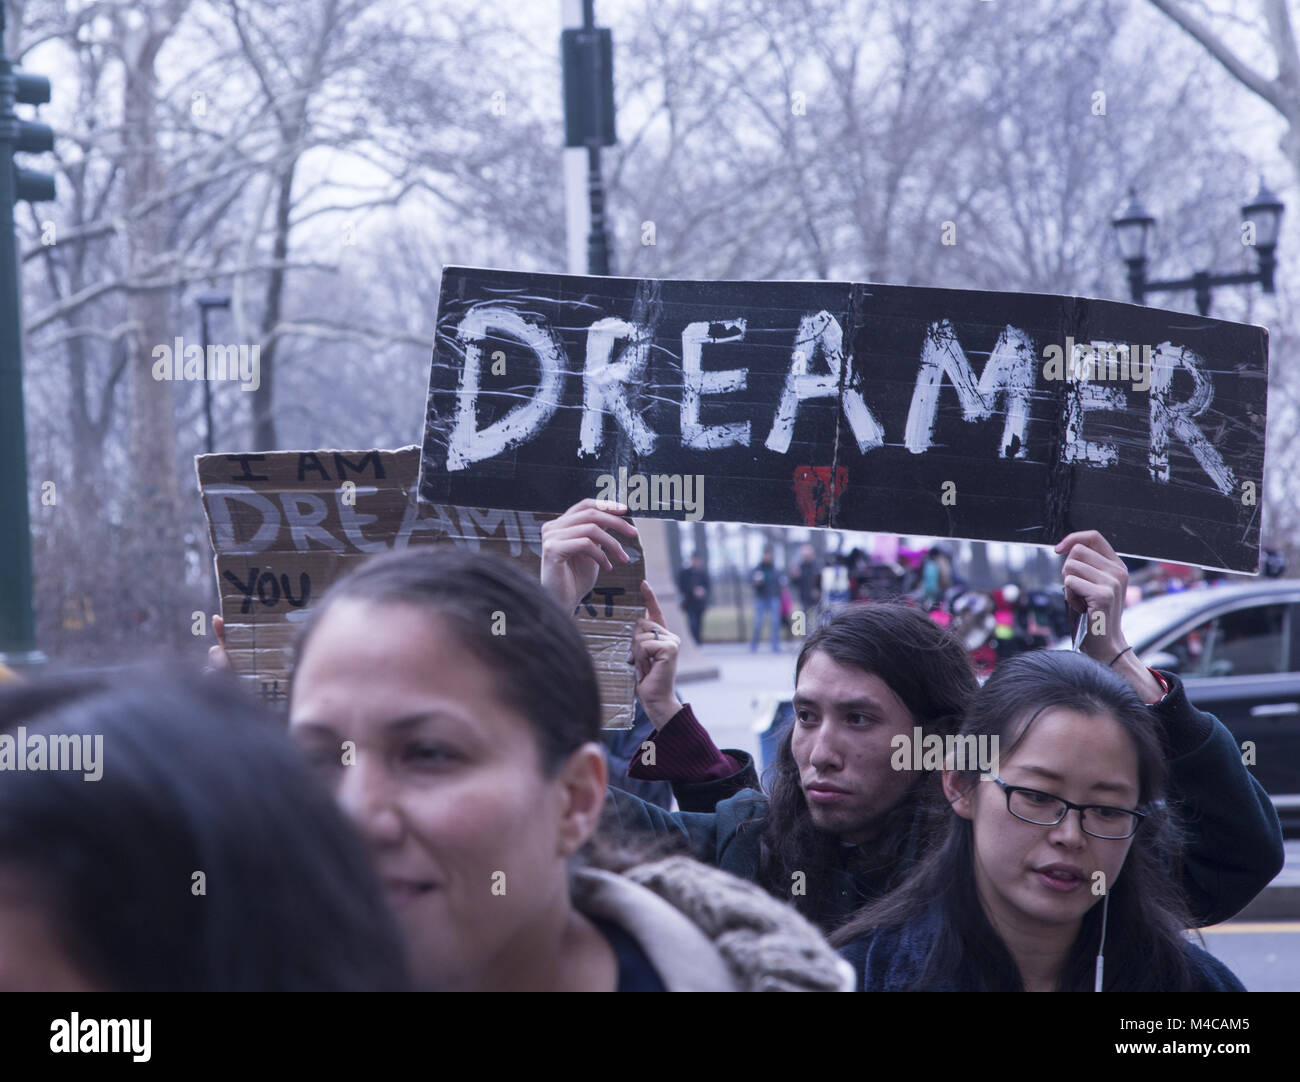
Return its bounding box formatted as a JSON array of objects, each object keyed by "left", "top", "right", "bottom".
[
  {"left": 838, "top": 910, "right": 1245, "bottom": 992},
  {"left": 751, "top": 562, "right": 780, "bottom": 600},
  {"left": 1147, "top": 670, "right": 1285, "bottom": 925},
  {"left": 677, "top": 566, "right": 711, "bottom": 612},
  {"left": 795, "top": 560, "right": 821, "bottom": 609},
  {"left": 605, "top": 786, "right": 770, "bottom": 886},
  {"left": 605, "top": 785, "right": 911, "bottom": 931},
  {"left": 602, "top": 702, "right": 674, "bottom": 810},
  {"left": 614, "top": 671, "right": 1284, "bottom": 929}
]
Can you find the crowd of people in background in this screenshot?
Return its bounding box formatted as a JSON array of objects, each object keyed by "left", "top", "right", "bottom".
[
  {"left": 678, "top": 537, "right": 1064, "bottom": 669},
  {"left": 0, "top": 501, "right": 1285, "bottom": 992},
  {"left": 675, "top": 536, "right": 1290, "bottom": 679}
]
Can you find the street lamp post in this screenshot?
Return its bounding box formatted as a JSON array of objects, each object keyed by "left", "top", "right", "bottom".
[
  {"left": 561, "top": 0, "right": 616, "bottom": 275},
  {"left": 1113, "top": 179, "right": 1284, "bottom": 316},
  {"left": 196, "top": 291, "right": 230, "bottom": 455}
]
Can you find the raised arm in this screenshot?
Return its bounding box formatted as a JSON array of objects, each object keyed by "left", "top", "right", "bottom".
[
  {"left": 1148, "top": 671, "right": 1284, "bottom": 924},
  {"left": 626, "top": 581, "right": 759, "bottom": 810},
  {"left": 540, "top": 508, "right": 758, "bottom": 808},
  {"left": 1056, "top": 530, "right": 1285, "bottom": 924}
]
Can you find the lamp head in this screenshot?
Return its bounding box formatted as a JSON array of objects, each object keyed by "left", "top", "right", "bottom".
[{"left": 1112, "top": 187, "right": 1155, "bottom": 263}]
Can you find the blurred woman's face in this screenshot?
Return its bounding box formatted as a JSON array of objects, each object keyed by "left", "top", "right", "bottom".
[
  {"left": 952, "top": 708, "right": 1139, "bottom": 937},
  {"left": 288, "top": 600, "right": 591, "bottom": 990}
]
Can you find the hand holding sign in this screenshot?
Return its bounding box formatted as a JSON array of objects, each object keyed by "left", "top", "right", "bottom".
[
  {"left": 540, "top": 498, "right": 639, "bottom": 615},
  {"left": 423, "top": 268, "right": 1268, "bottom": 573},
  {"left": 1056, "top": 530, "right": 1163, "bottom": 704},
  {"left": 631, "top": 580, "right": 684, "bottom": 729}
]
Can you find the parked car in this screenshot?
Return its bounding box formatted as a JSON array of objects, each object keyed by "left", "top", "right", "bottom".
[
  {"left": 756, "top": 582, "right": 1300, "bottom": 835},
  {"left": 1061, "top": 581, "right": 1300, "bottom": 835}
]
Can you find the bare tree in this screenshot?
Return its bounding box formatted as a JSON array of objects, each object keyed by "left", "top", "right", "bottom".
[
  {"left": 1148, "top": 0, "right": 1300, "bottom": 170},
  {"left": 11, "top": 0, "right": 1293, "bottom": 664}
]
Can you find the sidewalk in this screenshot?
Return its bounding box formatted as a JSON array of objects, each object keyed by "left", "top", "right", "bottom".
[{"left": 677, "top": 641, "right": 798, "bottom": 762}]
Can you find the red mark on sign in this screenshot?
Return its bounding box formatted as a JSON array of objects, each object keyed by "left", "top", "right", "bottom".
[{"left": 793, "top": 466, "right": 848, "bottom": 527}]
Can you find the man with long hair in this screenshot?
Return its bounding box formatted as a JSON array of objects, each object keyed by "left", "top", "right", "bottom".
[{"left": 541, "top": 503, "right": 1284, "bottom": 933}]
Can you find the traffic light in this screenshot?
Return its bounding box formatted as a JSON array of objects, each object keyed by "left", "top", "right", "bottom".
[
  {"left": 0, "top": 15, "right": 54, "bottom": 665},
  {"left": 6, "top": 69, "right": 55, "bottom": 203},
  {"left": 561, "top": 27, "right": 615, "bottom": 148}
]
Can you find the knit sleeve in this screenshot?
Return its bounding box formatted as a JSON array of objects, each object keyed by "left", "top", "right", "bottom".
[{"left": 627, "top": 704, "right": 741, "bottom": 782}]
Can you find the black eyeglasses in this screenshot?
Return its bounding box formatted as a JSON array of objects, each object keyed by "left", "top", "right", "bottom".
[{"left": 989, "top": 775, "right": 1147, "bottom": 840}]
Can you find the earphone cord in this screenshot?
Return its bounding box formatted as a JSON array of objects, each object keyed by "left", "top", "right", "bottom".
[{"left": 1093, "top": 889, "right": 1111, "bottom": 992}]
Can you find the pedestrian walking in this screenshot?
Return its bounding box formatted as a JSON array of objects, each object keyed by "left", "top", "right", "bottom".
[
  {"left": 793, "top": 543, "right": 822, "bottom": 628},
  {"left": 677, "top": 551, "right": 711, "bottom": 645},
  {"left": 750, "top": 546, "right": 783, "bottom": 653}
]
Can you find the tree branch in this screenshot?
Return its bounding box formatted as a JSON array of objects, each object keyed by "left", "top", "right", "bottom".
[
  {"left": 26, "top": 259, "right": 340, "bottom": 333},
  {"left": 1147, "top": 0, "right": 1287, "bottom": 112}
]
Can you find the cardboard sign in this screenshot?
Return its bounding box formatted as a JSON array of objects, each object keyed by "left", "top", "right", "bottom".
[
  {"left": 196, "top": 448, "right": 640, "bottom": 728},
  {"left": 420, "top": 267, "right": 1268, "bottom": 572}
]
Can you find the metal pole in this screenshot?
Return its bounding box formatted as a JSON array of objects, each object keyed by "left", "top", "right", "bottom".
[
  {"left": 1124, "top": 258, "right": 1146, "bottom": 306},
  {"left": 586, "top": 144, "right": 610, "bottom": 276},
  {"left": 583, "top": 0, "right": 611, "bottom": 276},
  {"left": 0, "top": 10, "right": 44, "bottom": 666},
  {"left": 1193, "top": 270, "right": 1212, "bottom": 317},
  {"left": 200, "top": 304, "right": 214, "bottom": 454},
  {"left": 561, "top": 0, "right": 588, "bottom": 275}
]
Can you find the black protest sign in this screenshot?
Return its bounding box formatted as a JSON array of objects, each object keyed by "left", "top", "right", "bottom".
[
  {"left": 420, "top": 267, "right": 1268, "bottom": 572},
  {"left": 195, "top": 447, "right": 640, "bottom": 727}
]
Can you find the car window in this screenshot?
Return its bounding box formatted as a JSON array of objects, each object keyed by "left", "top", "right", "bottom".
[{"left": 1162, "top": 603, "right": 1289, "bottom": 678}]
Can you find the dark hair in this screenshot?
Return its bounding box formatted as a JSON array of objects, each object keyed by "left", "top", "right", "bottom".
[
  {"left": 754, "top": 603, "right": 979, "bottom": 929},
  {"left": 832, "top": 649, "right": 1197, "bottom": 992},
  {"left": 292, "top": 547, "right": 602, "bottom": 773},
  {"left": 0, "top": 671, "right": 410, "bottom": 991}
]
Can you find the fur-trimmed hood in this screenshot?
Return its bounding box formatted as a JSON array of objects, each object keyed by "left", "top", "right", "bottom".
[{"left": 572, "top": 856, "right": 854, "bottom": 991}]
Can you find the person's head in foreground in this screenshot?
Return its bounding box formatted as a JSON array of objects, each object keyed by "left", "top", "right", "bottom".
[
  {"left": 289, "top": 547, "right": 853, "bottom": 991},
  {"left": 832, "top": 650, "right": 1245, "bottom": 992},
  {"left": 0, "top": 672, "right": 409, "bottom": 991},
  {"left": 757, "top": 603, "right": 978, "bottom": 927}
]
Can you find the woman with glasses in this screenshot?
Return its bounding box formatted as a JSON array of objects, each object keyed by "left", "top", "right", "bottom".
[
  {"left": 539, "top": 507, "right": 1281, "bottom": 934},
  {"left": 831, "top": 649, "right": 1246, "bottom": 992}
]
